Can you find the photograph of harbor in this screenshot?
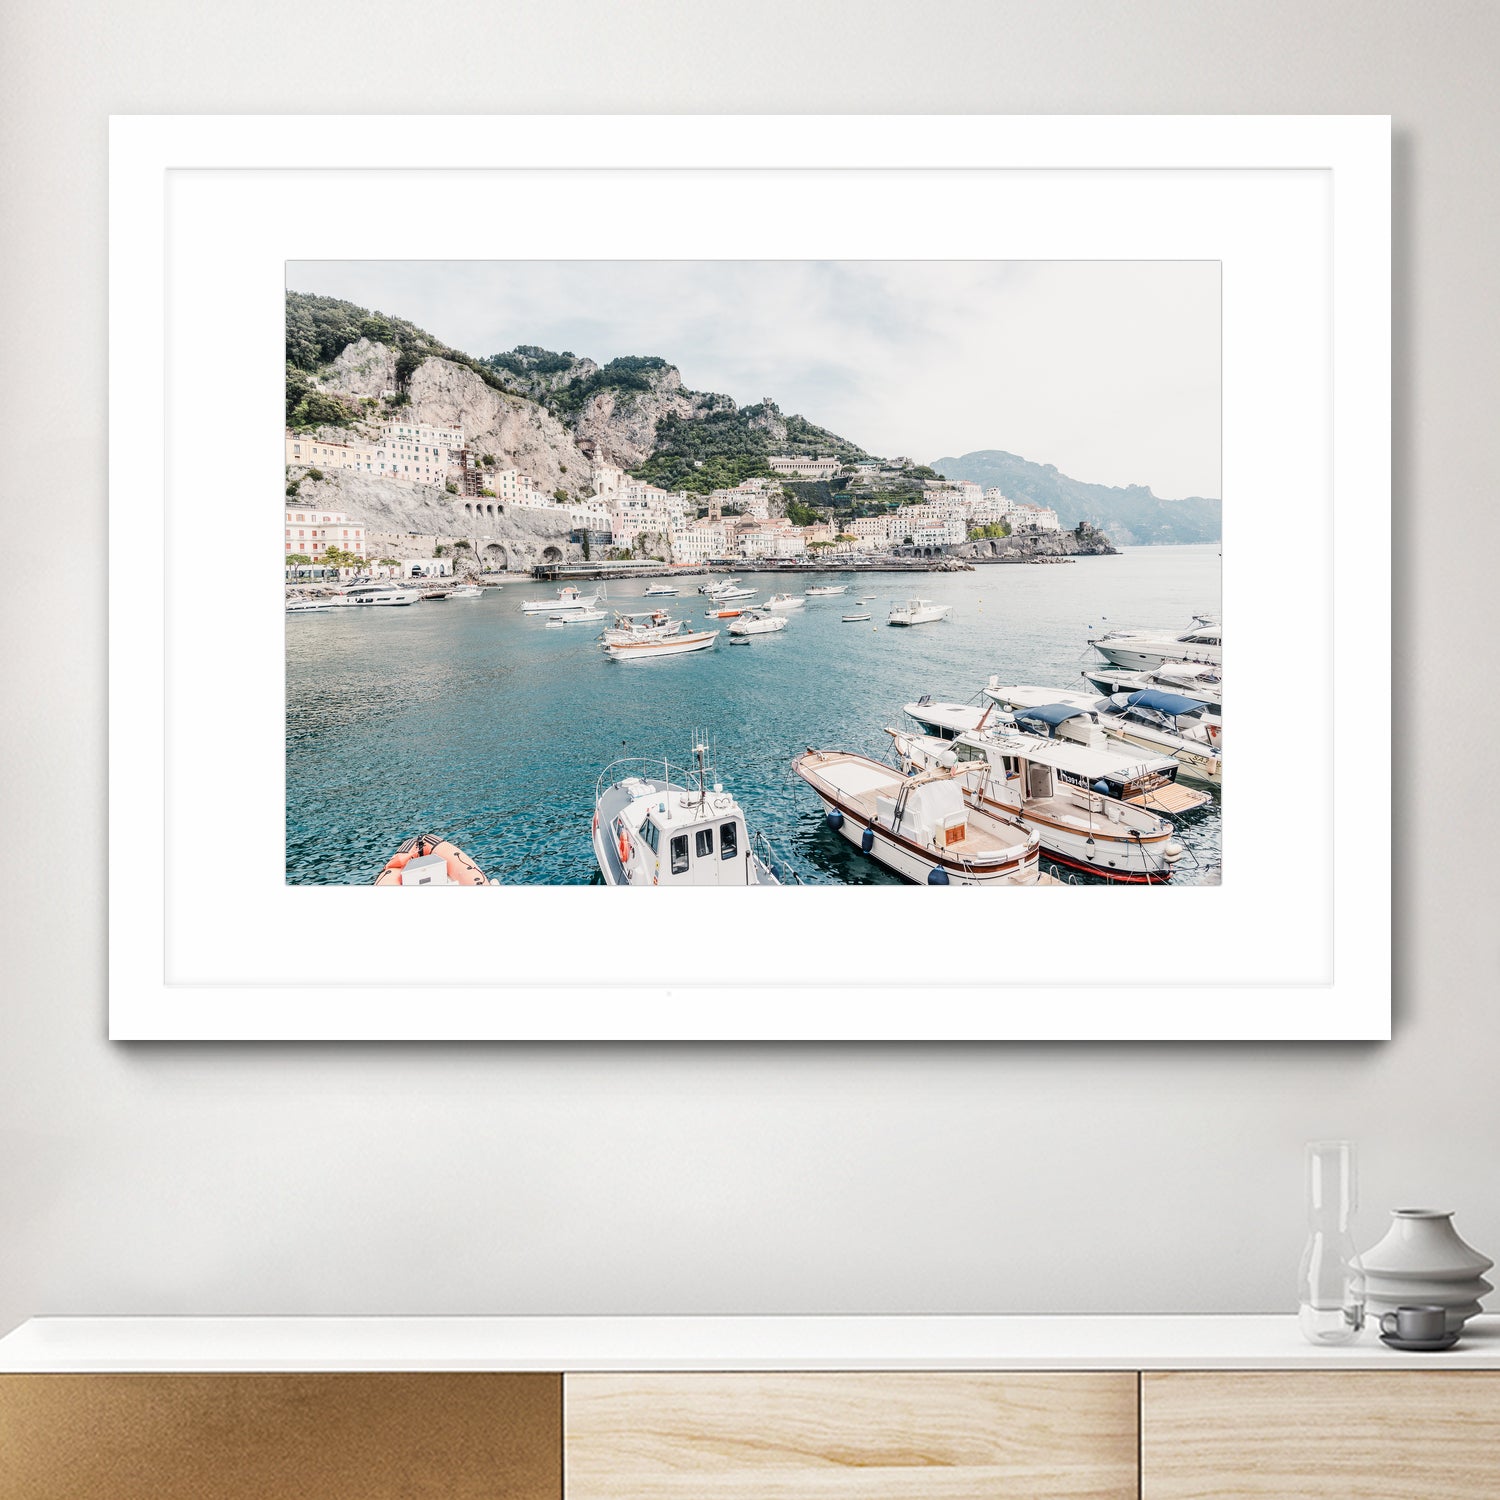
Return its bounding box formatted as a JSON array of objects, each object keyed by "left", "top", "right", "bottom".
[{"left": 285, "top": 261, "right": 1222, "bottom": 887}]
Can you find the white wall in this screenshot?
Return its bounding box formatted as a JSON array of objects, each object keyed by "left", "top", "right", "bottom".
[{"left": 1, "top": 0, "right": 1496, "bottom": 1335}]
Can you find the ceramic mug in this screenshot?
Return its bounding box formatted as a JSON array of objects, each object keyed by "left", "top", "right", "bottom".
[{"left": 1380, "top": 1305, "right": 1448, "bottom": 1341}]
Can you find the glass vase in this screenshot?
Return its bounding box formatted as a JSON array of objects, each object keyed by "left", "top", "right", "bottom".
[{"left": 1298, "top": 1140, "right": 1366, "bottom": 1343}]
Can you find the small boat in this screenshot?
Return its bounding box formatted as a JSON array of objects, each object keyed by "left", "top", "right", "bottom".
[
  {"left": 718, "top": 585, "right": 758, "bottom": 600},
  {"left": 644, "top": 582, "right": 680, "bottom": 597},
  {"left": 792, "top": 750, "right": 1042, "bottom": 886},
  {"left": 1089, "top": 617, "right": 1222, "bottom": 670},
  {"left": 332, "top": 583, "right": 422, "bottom": 608},
  {"left": 549, "top": 607, "right": 607, "bottom": 624},
  {"left": 522, "top": 584, "right": 600, "bottom": 614},
  {"left": 593, "top": 745, "right": 785, "bottom": 885},
  {"left": 698, "top": 578, "right": 733, "bottom": 596},
  {"left": 888, "top": 598, "right": 951, "bottom": 626},
  {"left": 446, "top": 582, "right": 483, "bottom": 598},
  {"left": 728, "top": 611, "right": 787, "bottom": 637},
  {"left": 765, "top": 593, "right": 805, "bottom": 611},
  {"left": 805, "top": 584, "right": 849, "bottom": 596},
  {"left": 888, "top": 726, "right": 1184, "bottom": 883},
  {"left": 544, "top": 619, "right": 566, "bottom": 629},
  {"left": 374, "top": 834, "right": 495, "bottom": 887},
  {"left": 841, "top": 613, "right": 872, "bottom": 622},
  {"left": 704, "top": 607, "right": 744, "bottom": 619},
  {"left": 604, "top": 626, "right": 719, "bottom": 662},
  {"left": 285, "top": 595, "right": 337, "bottom": 613}
]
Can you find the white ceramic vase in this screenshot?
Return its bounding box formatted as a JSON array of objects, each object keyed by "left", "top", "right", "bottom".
[{"left": 1361, "top": 1209, "right": 1493, "bottom": 1333}]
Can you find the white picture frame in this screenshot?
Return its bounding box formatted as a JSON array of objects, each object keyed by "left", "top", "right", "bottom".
[{"left": 108, "top": 114, "right": 1390, "bottom": 1041}]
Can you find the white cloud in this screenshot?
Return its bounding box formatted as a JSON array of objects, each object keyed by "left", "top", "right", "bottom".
[{"left": 289, "top": 259, "right": 1220, "bottom": 498}]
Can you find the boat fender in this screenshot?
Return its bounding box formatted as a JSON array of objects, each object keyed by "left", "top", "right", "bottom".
[
  {"left": 861, "top": 827, "right": 875, "bottom": 853},
  {"left": 927, "top": 867, "right": 950, "bottom": 885},
  {"left": 826, "top": 809, "right": 845, "bottom": 831},
  {"left": 1092, "top": 779, "right": 1111, "bottom": 796},
  {"left": 1164, "top": 842, "right": 1185, "bottom": 861}
]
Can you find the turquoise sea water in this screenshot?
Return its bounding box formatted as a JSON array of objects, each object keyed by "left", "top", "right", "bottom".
[{"left": 286, "top": 545, "right": 1222, "bottom": 885}]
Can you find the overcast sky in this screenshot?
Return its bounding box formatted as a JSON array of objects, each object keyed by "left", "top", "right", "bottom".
[{"left": 289, "top": 260, "right": 1220, "bottom": 499}]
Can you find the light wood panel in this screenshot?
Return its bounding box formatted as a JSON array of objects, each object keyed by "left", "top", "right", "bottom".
[
  {"left": 0, "top": 1372, "right": 562, "bottom": 1500},
  {"left": 1142, "top": 1371, "right": 1500, "bottom": 1499},
  {"left": 565, "top": 1372, "right": 1138, "bottom": 1500}
]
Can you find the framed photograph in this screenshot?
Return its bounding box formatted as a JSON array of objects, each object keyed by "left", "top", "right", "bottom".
[{"left": 109, "top": 115, "right": 1389, "bottom": 1040}]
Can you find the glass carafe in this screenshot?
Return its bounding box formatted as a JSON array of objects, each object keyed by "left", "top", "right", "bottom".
[{"left": 1298, "top": 1140, "right": 1366, "bottom": 1343}]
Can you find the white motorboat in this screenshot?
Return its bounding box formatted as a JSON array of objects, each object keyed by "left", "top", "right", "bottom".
[
  {"left": 804, "top": 584, "right": 849, "bottom": 596},
  {"left": 903, "top": 698, "right": 1211, "bottom": 816},
  {"left": 522, "top": 584, "right": 600, "bottom": 614},
  {"left": 718, "top": 585, "right": 758, "bottom": 600},
  {"left": 332, "top": 583, "right": 422, "bottom": 607},
  {"left": 285, "top": 595, "right": 338, "bottom": 613},
  {"left": 986, "top": 681, "right": 1222, "bottom": 788},
  {"left": 445, "top": 582, "right": 483, "bottom": 598},
  {"left": 698, "top": 578, "right": 733, "bottom": 596},
  {"left": 792, "top": 749, "right": 1043, "bottom": 886},
  {"left": 727, "top": 611, "right": 787, "bottom": 637},
  {"left": 593, "top": 745, "right": 785, "bottom": 886},
  {"left": 643, "top": 582, "right": 680, "bottom": 597},
  {"left": 604, "top": 626, "right": 719, "bottom": 662},
  {"left": 765, "top": 593, "right": 805, "bottom": 611},
  {"left": 599, "top": 609, "right": 680, "bottom": 645},
  {"left": 1089, "top": 616, "right": 1221, "bottom": 670},
  {"left": 887, "top": 727, "right": 1184, "bottom": 883},
  {"left": 842, "top": 613, "right": 872, "bottom": 622},
  {"left": 888, "top": 598, "right": 951, "bottom": 626},
  {"left": 549, "top": 607, "right": 608, "bottom": 624},
  {"left": 1083, "top": 659, "right": 1225, "bottom": 710}
]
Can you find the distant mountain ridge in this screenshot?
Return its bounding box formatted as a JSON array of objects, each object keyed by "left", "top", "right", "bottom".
[{"left": 932, "top": 450, "right": 1222, "bottom": 546}]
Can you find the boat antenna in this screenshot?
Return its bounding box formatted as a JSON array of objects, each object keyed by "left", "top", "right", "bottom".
[{"left": 694, "top": 740, "right": 708, "bottom": 804}]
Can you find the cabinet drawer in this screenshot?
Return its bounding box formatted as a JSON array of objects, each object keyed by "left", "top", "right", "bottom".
[
  {"left": 565, "top": 1372, "right": 1138, "bottom": 1500},
  {"left": 1142, "top": 1371, "right": 1500, "bottom": 1499},
  {"left": 0, "top": 1372, "right": 561, "bottom": 1500}
]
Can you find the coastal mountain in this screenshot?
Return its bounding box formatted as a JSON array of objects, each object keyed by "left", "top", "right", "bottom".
[
  {"left": 285, "top": 293, "right": 867, "bottom": 497},
  {"left": 931, "top": 450, "right": 1222, "bottom": 546}
]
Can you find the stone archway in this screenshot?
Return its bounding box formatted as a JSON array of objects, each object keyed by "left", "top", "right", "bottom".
[
  {"left": 484, "top": 543, "right": 505, "bottom": 570},
  {"left": 541, "top": 545, "right": 563, "bottom": 563}
]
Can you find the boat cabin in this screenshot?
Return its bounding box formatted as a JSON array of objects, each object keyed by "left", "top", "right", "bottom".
[{"left": 608, "top": 778, "right": 757, "bottom": 887}]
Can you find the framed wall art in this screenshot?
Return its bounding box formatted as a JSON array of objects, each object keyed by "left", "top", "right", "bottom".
[{"left": 108, "top": 114, "right": 1390, "bottom": 1040}]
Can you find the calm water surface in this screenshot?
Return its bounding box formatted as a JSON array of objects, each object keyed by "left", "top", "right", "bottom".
[{"left": 286, "top": 545, "right": 1222, "bottom": 885}]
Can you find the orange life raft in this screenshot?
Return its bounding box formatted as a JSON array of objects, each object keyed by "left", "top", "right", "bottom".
[{"left": 373, "top": 834, "right": 492, "bottom": 887}]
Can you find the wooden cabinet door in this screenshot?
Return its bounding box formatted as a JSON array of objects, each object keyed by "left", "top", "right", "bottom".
[
  {"left": 565, "top": 1372, "right": 1138, "bottom": 1500},
  {"left": 1142, "top": 1371, "right": 1500, "bottom": 1499},
  {"left": 0, "top": 1372, "right": 562, "bottom": 1500}
]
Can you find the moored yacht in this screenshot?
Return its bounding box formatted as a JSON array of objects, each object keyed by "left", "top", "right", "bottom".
[
  {"left": 643, "top": 582, "right": 680, "bottom": 597},
  {"left": 804, "top": 584, "right": 849, "bottom": 596},
  {"left": 522, "top": 584, "right": 600, "bottom": 614},
  {"left": 593, "top": 745, "right": 783, "bottom": 885},
  {"left": 718, "top": 585, "right": 758, "bottom": 600},
  {"left": 985, "top": 680, "right": 1222, "bottom": 788},
  {"left": 1089, "top": 617, "right": 1222, "bottom": 670},
  {"left": 902, "top": 698, "right": 1211, "bottom": 815},
  {"left": 444, "top": 582, "right": 484, "bottom": 598},
  {"left": 765, "top": 593, "right": 805, "bottom": 611},
  {"left": 598, "top": 609, "right": 679, "bottom": 645},
  {"left": 727, "top": 611, "right": 787, "bottom": 636},
  {"left": 698, "top": 578, "right": 733, "bottom": 596},
  {"left": 285, "top": 593, "right": 338, "bottom": 613},
  {"left": 888, "top": 598, "right": 951, "bottom": 626},
  {"left": 792, "top": 749, "right": 1043, "bottom": 886},
  {"left": 333, "top": 582, "right": 422, "bottom": 607},
  {"left": 887, "top": 726, "right": 1184, "bottom": 883},
  {"left": 1083, "top": 659, "right": 1225, "bottom": 709}
]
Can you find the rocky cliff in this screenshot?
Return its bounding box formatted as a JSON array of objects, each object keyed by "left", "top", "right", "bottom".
[{"left": 954, "top": 522, "right": 1118, "bottom": 561}]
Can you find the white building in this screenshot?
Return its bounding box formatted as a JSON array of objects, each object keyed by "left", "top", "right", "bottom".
[
  {"left": 285, "top": 421, "right": 465, "bottom": 488},
  {"left": 768, "top": 454, "right": 842, "bottom": 481},
  {"left": 285, "top": 506, "right": 366, "bottom": 560},
  {"left": 672, "top": 520, "right": 728, "bottom": 563},
  {"left": 1008, "top": 501, "right": 1063, "bottom": 532}
]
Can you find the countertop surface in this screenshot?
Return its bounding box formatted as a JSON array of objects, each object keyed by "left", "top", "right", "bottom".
[{"left": 1, "top": 1315, "right": 1498, "bottom": 1372}]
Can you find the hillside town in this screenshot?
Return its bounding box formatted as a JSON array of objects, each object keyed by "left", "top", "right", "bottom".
[{"left": 284, "top": 419, "right": 1063, "bottom": 576}]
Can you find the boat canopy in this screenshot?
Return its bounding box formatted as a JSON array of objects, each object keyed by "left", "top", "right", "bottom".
[
  {"left": 1013, "top": 703, "right": 1091, "bottom": 729},
  {"left": 1108, "top": 688, "right": 1210, "bottom": 718}
]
